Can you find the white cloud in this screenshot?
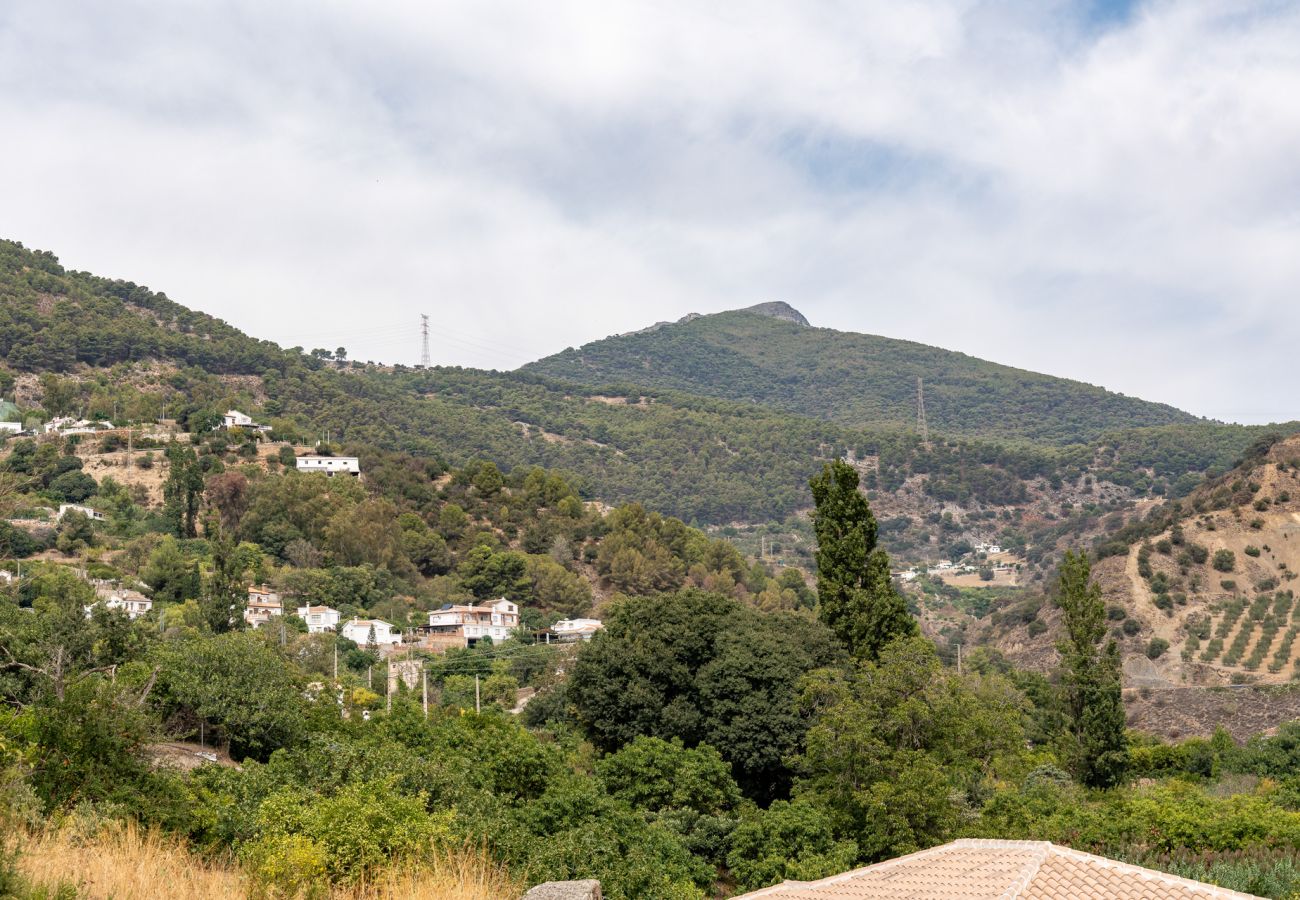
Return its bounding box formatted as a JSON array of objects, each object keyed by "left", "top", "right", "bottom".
[{"left": 1, "top": 0, "right": 1298, "bottom": 422}]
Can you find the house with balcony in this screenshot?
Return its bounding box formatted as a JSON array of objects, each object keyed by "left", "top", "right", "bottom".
[
  {"left": 89, "top": 582, "right": 153, "bottom": 619},
  {"left": 296, "top": 604, "right": 340, "bottom": 634},
  {"left": 244, "top": 585, "right": 284, "bottom": 629},
  {"left": 425, "top": 598, "right": 520, "bottom": 647}
]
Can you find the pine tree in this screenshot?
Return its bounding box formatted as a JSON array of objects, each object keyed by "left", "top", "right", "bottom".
[
  {"left": 1055, "top": 550, "right": 1127, "bottom": 788},
  {"left": 809, "top": 459, "right": 916, "bottom": 660}
]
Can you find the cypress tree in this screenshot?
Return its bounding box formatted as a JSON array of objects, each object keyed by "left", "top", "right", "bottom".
[
  {"left": 1055, "top": 550, "right": 1127, "bottom": 788},
  {"left": 809, "top": 459, "right": 916, "bottom": 660}
]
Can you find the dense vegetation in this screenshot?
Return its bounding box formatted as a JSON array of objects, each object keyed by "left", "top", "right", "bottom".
[{"left": 522, "top": 306, "right": 1201, "bottom": 445}]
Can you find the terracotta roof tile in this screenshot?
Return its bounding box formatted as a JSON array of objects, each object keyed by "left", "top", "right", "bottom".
[{"left": 737, "top": 840, "right": 1262, "bottom": 900}]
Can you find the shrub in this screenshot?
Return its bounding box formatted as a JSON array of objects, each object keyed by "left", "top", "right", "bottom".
[
  {"left": 1246, "top": 546, "right": 1262, "bottom": 558},
  {"left": 1147, "top": 638, "right": 1170, "bottom": 660},
  {"left": 1213, "top": 550, "right": 1237, "bottom": 573},
  {"left": 1107, "top": 605, "right": 1128, "bottom": 622},
  {"left": 1122, "top": 619, "right": 1141, "bottom": 636},
  {"left": 1027, "top": 620, "right": 1048, "bottom": 638}
]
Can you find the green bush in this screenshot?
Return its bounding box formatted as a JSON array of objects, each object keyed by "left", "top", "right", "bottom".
[
  {"left": 1213, "top": 550, "right": 1237, "bottom": 573},
  {"left": 1147, "top": 638, "right": 1170, "bottom": 660}
]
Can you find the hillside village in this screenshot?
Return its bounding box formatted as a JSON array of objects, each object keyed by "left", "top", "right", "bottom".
[{"left": 8, "top": 248, "right": 1300, "bottom": 899}]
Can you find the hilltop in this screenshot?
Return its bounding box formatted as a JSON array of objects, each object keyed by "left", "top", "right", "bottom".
[{"left": 522, "top": 306, "right": 1201, "bottom": 445}]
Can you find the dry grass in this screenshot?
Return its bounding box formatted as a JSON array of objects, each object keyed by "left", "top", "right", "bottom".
[{"left": 11, "top": 822, "right": 520, "bottom": 900}]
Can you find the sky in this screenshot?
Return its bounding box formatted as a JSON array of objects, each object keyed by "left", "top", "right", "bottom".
[{"left": 1, "top": 0, "right": 1299, "bottom": 424}]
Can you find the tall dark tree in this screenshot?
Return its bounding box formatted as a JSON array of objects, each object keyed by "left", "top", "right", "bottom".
[
  {"left": 1054, "top": 550, "right": 1126, "bottom": 788},
  {"left": 162, "top": 443, "right": 203, "bottom": 538},
  {"left": 809, "top": 459, "right": 915, "bottom": 660},
  {"left": 203, "top": 521, "right": 247, "bottom": 633}
]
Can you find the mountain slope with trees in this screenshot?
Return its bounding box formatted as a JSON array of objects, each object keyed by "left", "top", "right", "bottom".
[
  {"left": 522, "top": 306, "right": 1202, "bottom": 445},
  {"left": 0, "top": 238, "right": 1291, "bottom": 528}
]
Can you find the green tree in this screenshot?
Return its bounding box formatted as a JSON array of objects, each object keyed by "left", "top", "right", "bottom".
[
  {"left": 809, "top": 460, "right": 915, "bottom": 660},
  {"left": 55, "top": 509, "right": 96, "bottom": 554},
  {"left": 203, "top": 522, "right": 248, "bottom": 633},
  {"left": 569, "top": 590, "right": 841, "bottom": 799},
  {"left": 596, "top": 736, "right": 741, "bottom": 816},
  {"left": 153, "top": 631, "right": 305, "bottom": 760},
  {"left": 162, "top": 443, "right": 204, "bottom": 537},
  {"left": 1054, "top": 550, "right": 1127, "bottom": 789},
  {"left": 142, "top": 537, "right": 200, "bottom": 605},
  {"left": 794, "top": 636, "right": 1026, "bottom": 860}
]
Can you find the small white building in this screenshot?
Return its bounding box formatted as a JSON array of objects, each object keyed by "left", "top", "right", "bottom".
[
  {"left": 426, "top": 598, "right": 520, "bottom": 646},
  {"left": 342, "top": 617, "right": 401, "bottom": 646},
  {"left": 244, "top": 585, "right": 284, "bottom": 629},
  {"left": 44, "top": 416, "right": 112, "bottom": 436},
  {"left": 549, "top": 618, "right": 603, "bottom": 641},
  {"left": 295, "top": 456, "right": 361, "bottom": 477},
  {"left": 296, "top": 604, "right": 341, "bottom": 634},
  {"left": 57, "top": 503, "right": 106, "bottom": 522},
  {"left": 221, "top": 409, "right": 272, "bottom": 432},
  {"left": 0, "top": 422, "right": 21, "bottom": 434}
]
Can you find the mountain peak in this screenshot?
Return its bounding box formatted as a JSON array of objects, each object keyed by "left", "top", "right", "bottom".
[{"left": 736, "top": 301, "right": 810, "bottom": 327}]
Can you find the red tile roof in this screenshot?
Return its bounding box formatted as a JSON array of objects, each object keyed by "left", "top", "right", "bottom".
[{"left": 736, "top": 839, "right": 1261, "bottom": 899}]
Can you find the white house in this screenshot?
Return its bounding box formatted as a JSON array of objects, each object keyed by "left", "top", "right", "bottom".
[
  {"left": 244, "top": 585, "right": 284, "bottom": 628},
  {"left": 549, "top": 618, "right": 603, "bottom": 641},
  {"left": 44, "top": 417, "right": 113, "bottom": 436},
  {"left": 295, "top": 456, "right": 361, "bottom": 477},
  {"left": 0, "top": 422, "right": 21, "bottom": 434},
  {"left": 296, "top": 604, "right": 341, "bottom": 634},
  {"left": 221, "top": 409, "right": 272, "bottom": 432},
  {"left": 57, "top": 503, "right": 105, "bottom": 522},
  {"left": 89, "top": 583, "right": 152, "bottom": 619},
  {"left": 426, "top": 598, "right": 520, "bottom": 646},
  {"left": 343, "top": 617, "right": 401, "bottom": 646}
]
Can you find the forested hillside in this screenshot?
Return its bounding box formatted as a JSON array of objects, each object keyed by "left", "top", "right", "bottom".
[
  {"left": 523, "top": 306, "right": 1201, "bottom": 445},
  {"left": 0, "top": 239, "right": 1289, "bottom": 528}
]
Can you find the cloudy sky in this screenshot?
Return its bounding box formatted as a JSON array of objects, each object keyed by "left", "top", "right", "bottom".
[{"left": 1, "top": 0, "right": 1298, "bottom": 423}]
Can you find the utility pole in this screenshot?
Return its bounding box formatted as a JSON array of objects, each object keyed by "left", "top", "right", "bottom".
[
  {"left": 422, "top": 666, "right": 428, "bottom": 720},
  {"left": 420, "top": 314, "right": 431, "bottom": 368},
  {"left": 916, "top": 376, "right": 930, "bottom": 447},
  {"left": 333, "top": 641, "right": 338, "bottom": 681},
  {"left": 474, "top": 673, "right": 481, "bottom": 714},
  {"left": 386, "top": 660, "right": 392, "bottom": 713}
]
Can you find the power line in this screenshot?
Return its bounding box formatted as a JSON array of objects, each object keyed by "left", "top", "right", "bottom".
[{"left": 420, "top": 314, "right": 431, "bottom": 368}]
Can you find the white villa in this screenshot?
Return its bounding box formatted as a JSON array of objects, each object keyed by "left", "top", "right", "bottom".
[
  {"left": 426, "top": 598, "right": 520, "bottom": 646},
  {"left": 549, "top": 618, "right": 603, "bottom": 641},
  {"left": 342, "top": 617, "right": 401, "bottom": 646},
  {"left": 244, "top": 585, "right": 284, "bottom": 629},
  {"left": 296, "top": 604, "right": 341, "bottom": 634},
  {"left": 295, "top": 456, "right": 361, "bottom": 477}
]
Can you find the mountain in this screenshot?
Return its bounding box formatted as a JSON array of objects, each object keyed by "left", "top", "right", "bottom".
[
  {"left": 522, "top": 306, "right": 1201, "bottom": 445},
  {"left": 0, "top": 238, "right": 1288, "bottom": 528}
]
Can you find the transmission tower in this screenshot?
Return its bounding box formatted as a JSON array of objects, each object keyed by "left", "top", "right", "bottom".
[
  {"left": 420, "top": 314, "right": 431, "bottom": 367},
  {"left": 916, "top": 376, "right": 929, "bottom": 446}
]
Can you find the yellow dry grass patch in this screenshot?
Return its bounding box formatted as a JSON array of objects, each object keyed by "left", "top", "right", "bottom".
[{"left": 12, "top": 822, "right": 519, "bottom": 900}]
